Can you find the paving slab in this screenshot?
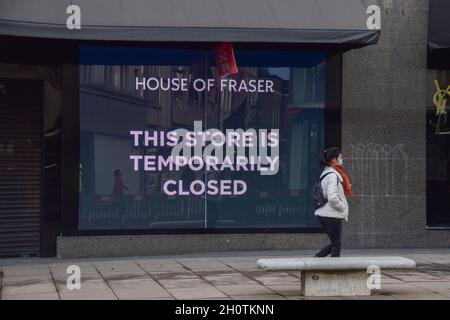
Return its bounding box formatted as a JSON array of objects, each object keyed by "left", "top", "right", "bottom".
[
  {"left": 134, "top": 258, "right": 181, "bottom": 265},
  {"left": 266, "top": 284, "right": 302, "bottom": 296},
  {"left": 380, "top": 275, "right": 405, "bottom": 284},
  {"left": 409, "top": 281, "right": 450, "bottom": 298},
  {"left": 218, "top": 257, "right": 261, "bottom": 262},
  {"left": 159, "top": 277, "right": 211, "bottom": 289},
  {"left": 377, "top": 283, "right": 448, "bottom": 300},
  {"left": 137, "top": 262, "right": 186, "bottom": 273},
  {"left": 167, "top": 286, "right": 227, "bottom": 299},
  {"left": 50, "top": 270, "right": 102, "bottom": 283},
  {"left": 382, "top": 270, "right": 444, "bottom": 282},
  {"left": 108, "top": 278, "right": 161, "bottom": 289},
  {"left": 339, "top": 294, "right": 398, "bottom": 300},
  {"left": 59, "top": 291, "right": 117, "bottom": 300},
  {"left": 112, "top": 286, "right": 173, "bottom": 300},
  {"left": 2, "top": 265, "right": 51, "bottom": 278},
  {"left": 230, "top": 295, "right": 286, "bottom": 300},
  {"left": 2, "top": 276, "right": 57, "bottom": 296},
  {"left": 176, "top": 260, "right": 233, "bottom": 272},
  {"left": 196, "top": 297, "right": 232, "bottom": 300},
  {"left": 200, "top": 272, "right": 258, "bottom": 286},
  {"left": 218, "top": 261, "right": 260, "bottom": 271},
  {"left": 251, "top": 273, "right": 301, "bottom": 286},
  {"left": 56, "top": 278, "right": 114, "bottom": 300},
  {"left": 285, "top": 296, "right": 307, "bottom": 300},
  {"left": 92, "top": 261, "right": 147, "bottom": 276},
  {"left": 2, "top": 249, "right": 450, "bottom": 300},
  {"left": 151, "top": 271, "right": 198, "bottom": 280}
]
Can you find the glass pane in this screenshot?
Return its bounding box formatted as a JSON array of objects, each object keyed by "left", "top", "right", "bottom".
[
  {"left": 79, "top": 45, "right": 207, "bottom": 230},
  {"left": 205, "top": 49, "right": 326, "bottom": 228}
]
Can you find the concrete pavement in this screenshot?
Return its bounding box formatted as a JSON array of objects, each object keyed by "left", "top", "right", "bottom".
[{"left": 1, "top": 249, "right": 450, "bottom": 300}]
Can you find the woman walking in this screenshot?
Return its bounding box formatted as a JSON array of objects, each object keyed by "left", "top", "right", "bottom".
[{"left": 314, "top": 147, "right": 353, "bottom": 257}]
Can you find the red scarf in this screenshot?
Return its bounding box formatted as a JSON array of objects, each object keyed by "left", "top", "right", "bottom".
[{"left": 329, "top": 163, "right": 354, "bottom": 197}]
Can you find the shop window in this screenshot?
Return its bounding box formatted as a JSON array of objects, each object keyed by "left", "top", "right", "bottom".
[{"left": 78, "top": 45, "right": 328, "bottom": 231}]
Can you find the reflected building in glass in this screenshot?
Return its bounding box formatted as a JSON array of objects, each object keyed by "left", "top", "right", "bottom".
[{"left": 78, "top": 46, "right": 327, "bottom": 231}]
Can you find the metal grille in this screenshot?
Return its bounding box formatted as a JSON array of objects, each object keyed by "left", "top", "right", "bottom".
[{"left": 0, "top": 78, "right": 42, "bottom": 257}]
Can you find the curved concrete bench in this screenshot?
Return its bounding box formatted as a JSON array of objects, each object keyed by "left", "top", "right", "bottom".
[{"left": 256, "top": 256, "right": 416, "bottom": 297}]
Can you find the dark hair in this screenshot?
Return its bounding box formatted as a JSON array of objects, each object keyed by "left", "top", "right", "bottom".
[
  {"left": 114, "top": 169, "right": 121, "bottom": 177},
  {"left": 320, "top": 147, "right": 341, "bottom": 167}
]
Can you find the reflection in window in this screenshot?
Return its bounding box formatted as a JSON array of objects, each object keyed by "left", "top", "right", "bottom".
[{"left": 427, "top": 70, "right": 450, "bottom": 227}]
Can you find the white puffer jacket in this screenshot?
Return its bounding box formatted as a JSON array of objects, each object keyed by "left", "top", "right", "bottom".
[{"left": 314, "top": 166, "right": 349, "bottom": 221}]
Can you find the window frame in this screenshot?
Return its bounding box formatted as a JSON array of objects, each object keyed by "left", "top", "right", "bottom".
[{"left": 61, "top": 42, "right": 342, "bottom": 236}]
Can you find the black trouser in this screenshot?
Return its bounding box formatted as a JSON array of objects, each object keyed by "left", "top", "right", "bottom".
[{"left": 315, "top": 216, "right": 343, "bottom": 257}]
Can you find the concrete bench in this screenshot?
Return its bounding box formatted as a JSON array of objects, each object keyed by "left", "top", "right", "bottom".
[{"left": 256, "top": 256, "right": 416, "bottom": 296}]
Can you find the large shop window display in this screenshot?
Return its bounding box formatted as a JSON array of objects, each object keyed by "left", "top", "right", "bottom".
[
  {"left": 78, "top": 45, "right": 327, "bottom": 231},
  {"left": 427, "top": 69, "right": 450, "bottom": 228}
]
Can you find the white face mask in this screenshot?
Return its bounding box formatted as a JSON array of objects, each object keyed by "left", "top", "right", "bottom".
[{"left": 338, "top": 158, "right": 343, "bottom": 166}]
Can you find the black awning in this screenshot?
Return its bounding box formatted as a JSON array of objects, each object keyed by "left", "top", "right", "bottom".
[{"left": 0, "top": 0, "right": 379, "bottom": 46}]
